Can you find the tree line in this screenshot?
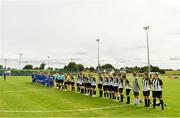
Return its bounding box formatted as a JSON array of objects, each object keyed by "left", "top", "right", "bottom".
[{"left": 0, "top": 62, "right": 166, "bottom": 74}]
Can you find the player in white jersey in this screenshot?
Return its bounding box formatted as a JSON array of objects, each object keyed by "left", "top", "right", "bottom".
[
  {"left": 91, "top": 75, "right": 96, "bottom": 96},
  {"left": 117, "top": 73, "right": 124, "bottom": 102},
  {"left": 142, "top": 72, "right": 151, "bottom": 107},
  {"left": 133, "top": 73, "right": 140, "bottom": 105},
  {"left": 98, "top": 73, "right": 103, "bottom": 97},
  {"left": 80, "top": 74, "right": 85, "bottom": 94},
  {"left": 152, "top": 73, "right": 165, "bottom": 112},
  {"left": 112, "top": 74, "right": 118, "bottom": 99},
  {"left": 76, "top": 73, "right": 81, "bottom": 93},
  {"left": 124, "top": 74, "right": 131, "bottom": 104},
  {"left": 87, "top": 74, "right": 92, "bottom": 95},
  {"left": 103, "top": 74, "right": 108, "bottom": 98},
  {"left": 108, "top": 75, "right": 114, "bottom": 99}
]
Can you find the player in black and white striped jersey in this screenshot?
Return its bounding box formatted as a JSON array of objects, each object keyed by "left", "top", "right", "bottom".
[
  {"left": 103, "top": 74, "right": 108, "bottom": 98},
  {"left": 108, "top": 75, "right": 113, "bottom": 99},
  {"left": 98, "top": 73, "right": 103, "bottom": 97},
  {"left": 112, "top": 73, "right": 118, "bottom": 99},
  {"left": 142, "top": 72, "right": 151, "bottom": 107},
  {"left": 117, "top": 73, "right": 124, "bottom": 103},
  {"left": 152, "top": 73, "right": 165, "bottom": 112},
  {"left": 124, "top": 74, "right": 131, "bottom": 104},
  {"left": 91, "top": 74, "right": 96, "bottom": 96}
]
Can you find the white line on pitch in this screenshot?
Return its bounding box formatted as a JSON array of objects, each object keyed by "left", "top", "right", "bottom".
[{"left": 0, "top": 104, "right": 131, "bottom": 113}]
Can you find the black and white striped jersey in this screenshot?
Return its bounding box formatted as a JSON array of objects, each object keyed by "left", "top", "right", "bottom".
[
  {"left": 118, "top": 78, "right": 124, "bottom": 89},
  {"left": 103, "top": 77, "right": 108, "bottom": 86},
  {"left": 98, "top": 77, "right": 103, "bottom": 84},
  {"left": 125, "top": 79, "right": 131, "bottom": 89},
  {"left": 152, "top": 78, "right": 163, "bottom": 91},
  {"left": 142, "top": 78, "right": 151, "bottom": 91},
  {"left": 91, "top": 77, "right": 96, "bottom": 86},
  {"left": 113, "top": 77, "right": 118, "bottom": 87},
  {"left": 108, "top": 77, "right": 113, "bottom": 86}
]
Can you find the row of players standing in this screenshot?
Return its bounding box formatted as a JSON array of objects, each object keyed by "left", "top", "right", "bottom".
[
  {"left": 33, "top": 71, "right": 164, "bottom": 112},
  {"left": 78, "top": 72, "right": 165, "bottom": 111}
]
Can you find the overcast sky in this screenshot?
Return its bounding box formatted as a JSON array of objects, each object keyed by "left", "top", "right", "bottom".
[{"left": 0, "top": 0, "right": 180, "bottom": 69}]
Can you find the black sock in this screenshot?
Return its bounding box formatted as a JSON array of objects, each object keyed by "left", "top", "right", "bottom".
[
  {"left": 85, "top": 88, "right": 86, "bottom": 93},
  {"left": 148, "top": 99, "right": 150, "bottom": 107},
  {"left": 90, "top": 89, "right": 92, "bottom": 95},
  {"left": 160, "top": 100, "right": 164, "bottom": 110},
  {"left": 121, "top": 95, "right": 124, "bottom": 102},
  {"left": 153, "top": 99, "right": 156, "bottom": 108},
  {"left": 110, "top": 93, "right": 112, "bottom": 99},
  {"left": 94, "top": 91, "right": 96, "bottom": 95},
  {"left": 107, "top": 93, "right": 109, "bottom": 97},
  {"left": 117, "top": 96, "right": 119, "bottom": 100},
  {"left": 104, "top": 92, "right": 106, "bottom": 97},
  {"left": 145, "top": 99, "right": 147, "bottom": 107},
  {"left": 127, "top": 96, "right": 130, "bottom": 104}
]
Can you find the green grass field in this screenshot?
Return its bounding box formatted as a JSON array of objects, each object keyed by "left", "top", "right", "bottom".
[{"left": 0, "top": 75, "right": 180, "bottom": 117}]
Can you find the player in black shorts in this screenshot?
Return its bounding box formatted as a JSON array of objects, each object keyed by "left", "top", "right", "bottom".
[
  {"left": 118, "top": 73, "right": 124, "bottom": 102},
  {"left": 84, "top": 75, "right": 88, "bottom": 95},
  {"left": 91, "top": 75, "right": 96, "bottom": 96},
  {"left": 112, "top": 73, "right": 118, "bottom": 99},
  {"left": 71, "top": 75, "right": 75, "bottom": 91},
  {"left": 142, "top": 72, "right": 151, "bottom": 107},
  {"left": 108, "top": 75, "right": 113, "bottom": 99},
  {"left": 87, "top": 74, "right": 92, "bottom": 95},
  {"left": 124, "top": 74, "right": 131, "bottom": 104},
  {"left": 152, "top": 73, "right": 165, "bottom": 112},
  {"left": 98, "top": 73, "right": 103, "bottom": 97},
  {"left": 103, "top": 74, "right": 108, "bottom": 98},
  {"left": 76, "top": 73, "right": 81, "bottom": 93}
]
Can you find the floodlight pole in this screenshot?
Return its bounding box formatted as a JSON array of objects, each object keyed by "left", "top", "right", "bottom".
[
  {"left": 96, "top": 39, "right": 100, "bottom": 73},
  {"left": 143, "top": 26, "right": 151, "bottom": 78}
]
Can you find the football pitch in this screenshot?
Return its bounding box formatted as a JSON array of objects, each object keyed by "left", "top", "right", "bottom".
[{"left": 0, "top": 75, "right": 180, "bottom": 117}]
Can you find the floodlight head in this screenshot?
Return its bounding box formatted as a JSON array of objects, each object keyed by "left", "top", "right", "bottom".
[
  {"left": 143, "top": 26, "right": 149, "bottom": 30},
  {"left": 96, "top": 39, "right": 100, "bottom": 42}
]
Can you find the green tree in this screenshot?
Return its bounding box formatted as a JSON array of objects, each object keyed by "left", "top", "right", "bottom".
[
  {"left": 67, "top": 62, "right": 77, "bottom": 72},
  {"left": 0, "top": 65, "right": 3, "bottom": 69},
  {"left": 101, "top": 64, "right": 115, "bottom": 70},
  {"left": 89, "top": 67, "right": 95, "bottom": 72},
  {"left": 39, "top": 63, "right": 46, "bottom": 70},
  {"left": 23, "top": 65, "right": 33, "bottom": 69},
  {"left": 76, "top": 64, "right": 84, "bottom": 71}
]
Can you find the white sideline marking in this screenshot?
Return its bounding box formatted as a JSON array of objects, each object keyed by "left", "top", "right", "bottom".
[
  {"left": 0, "top": 104, "right": 131, "bottom": 113},
  {"left": 0, "top": 89, "right": 47, "bottom": 93}
]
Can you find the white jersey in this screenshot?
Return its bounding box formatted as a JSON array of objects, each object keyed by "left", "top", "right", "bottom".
[
  {"left": 103, "top": 77, "right": 108, "bottom": 86},
  {"left": 91, "top": 78, "right": 96, "bottom": 86},
  {"left": 108, "top": 77, "right": 113, "bottom": 86},
  {"left": 118, "top": 78, "right": 123, "bottom": 89},
  {"left": 113, "top": 78, "right": 118, "bottom": 87},
  {"left": 98, "top": 77, "right": 103, "bottom": 84},
  {"left": 78, "top": 76, "right": 83, "bottom": 85},
  {"left": 152, "top": 78, "right": 163, "bottom": 91},
  {"left": 142, "top": 78, "right": 150, "bottom": 91},
  {"left": 125, "top": 79, "right": 131, "bottom": 89}
]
